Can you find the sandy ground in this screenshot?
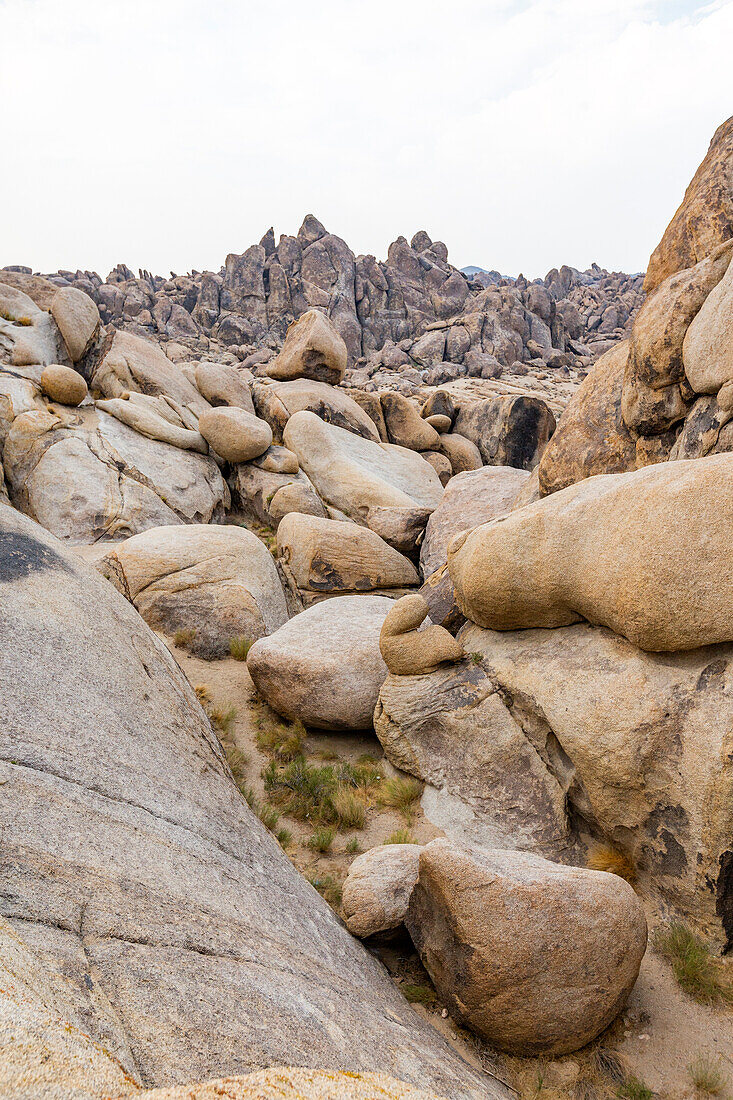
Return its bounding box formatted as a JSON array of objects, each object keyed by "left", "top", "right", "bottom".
[{"left": 169, "top": 638, "right": 733, "bottom": 1100}]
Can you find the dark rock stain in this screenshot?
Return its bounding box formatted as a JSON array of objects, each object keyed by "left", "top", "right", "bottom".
[{"left": 0, "top": 531, "right": 71, "bottom": 583}]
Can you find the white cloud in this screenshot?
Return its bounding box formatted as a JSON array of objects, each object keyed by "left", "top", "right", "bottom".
[{"left": 0, "top": 0, "right": 731, "bottom": 277}]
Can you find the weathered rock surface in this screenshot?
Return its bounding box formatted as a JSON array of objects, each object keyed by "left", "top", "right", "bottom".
[
  {"left": 683, "top": 242, "right": 733, "bottom": 398},
  {"left": 537, "top": 342, "right": 638, "bottom": 495},
  {"left": 406, "top": 841, "right": 647, "bottom": 1055},
  {"left": 283, "top": 411, "right": 443, "bottom": 553},
  {"left": 91, "top": 328, "right": 210, "bottom": 416},
  {"left": 268, "top": 309, "right": 347, "bottom": 384},
  {"left": 342, "top": 845, "right": 421, "bottom": 938},
  {"left": 194, "top": 361, "right": 255, "bottom": 413},
  {"left": 381, "top": 392, "right": 440, "bottom": 450},
  {"left": 100, "top": 524, "right": 288, "bottom": 658},
  {"left": 451, "top": 393, "right": 555, "bottom": 470},
  {"left": 645, "top": 116, "right": 733, "bottom": 293},
  {"left": 230, "top": 462, "right": 326, "bottom": 528},
  {"left": 269, "top": 379, "right": 381, "bottom": 442},
  {"left": 376, "top": 622, "right": 733, "bottom": 945},
  {"left": 0, "top": 916, "right": 137, "bottom": 1099},
  {"left": 0, "top": 505, "right": 504, "bottom": 1098},
  {"left": 277, "top": 513, "right": 419, "bottom": 595},
  {"left": 0, "top": 283, "right": 68, "bottom": 368},
  {"left": 450, "top": 454, "right": 733, "bottom": 651},
  {"left": 380, "top": 594, "right": 464, "bottom": 676},
  {"left": 247, "top": 595, "right": 394, "bottom": 730},
  {"left": 136, "top": 1068, "right": 448, "bottom": 1100},
  {"left": 420, "top": 466, "right": 529, "bottom": 577}
]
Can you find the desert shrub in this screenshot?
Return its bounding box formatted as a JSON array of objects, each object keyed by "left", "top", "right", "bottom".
[
  {"left": 258, "top": 802, "right": 280, "bottom": 831},
  {"left": 307, "top": 827, "right": 335, "bottom": 853},
  {"left": 378, "top": 775, "right": 422, "bottom": 821},
  {"left": 256, "top": 719, "right": 304, "bottom": 762},
  {"left": 276, "top": 827, "right": 292, "bottom": 848},
  {"left": 263, "top": 758, "right": 338, "bottom": 823},
  {"left": 655, "top": 922, "right": 733, "bottom": 1006},
  {"left": 173, "top": 627, "right": 197, "bottom": 648},
  {"left": 229, "top": 635, "right": 253, "bottom": 661},
  {"left": 383, "top": 829, "right": 418, "bottom": 845},
  {"left": 194, "top": 683, "right": 211, "bottom": 705},
  {"left": 345, "top": 837, "right": 361, "bottom": 854},
  {"left": 688, "top": 1052, "right": 729, "bottom": 1096},
  {"left": 586, "top": 841, "right": 636, "bottom": 884},
  {"left": 332, "top": 788, "right": 366, "bottom": 830},
  {"left": 223, "top": 743, "right": 249, "bottom": 788},
  {"left": 469, "top": 652, "right": 483, "bottom": 665}
]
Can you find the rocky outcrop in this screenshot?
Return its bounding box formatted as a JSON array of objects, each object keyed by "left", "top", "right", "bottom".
[
  {"left": 375, "top": 623, "right": 733, "bottom": 946},
  {"left": 405, "top": 841, "right": 647, "bottom": 1056},
  {"left": 267, "top": 309, "right": 348, "bottom": 385},
  {"left": 645, "top": 116, "right": 733, "bottom": 293},
  {"left": 247, "top": 595, "right": 394, "bottom": 730},
  {"left": 136, "top": 1068, "right": 448, "bottom": 1100},
  {"left": 449, "top": 455, "right": 733, "bottom": 652},
  {"left": 0, "top": 504, "right": 504, "bottom": 1098},
  {"left": 283, "top": 411, "right": 443, "bottom": 554},
  {"left": 99, "top": 524, "right": 288, "bottom": 658}
]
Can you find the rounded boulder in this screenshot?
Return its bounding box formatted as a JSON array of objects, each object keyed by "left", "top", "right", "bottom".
[{"left": 198, "top": 406, "right": 272, "bottom": 463}]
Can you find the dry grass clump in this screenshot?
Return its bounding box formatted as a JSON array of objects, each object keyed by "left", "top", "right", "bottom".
[
  {"left": 586, "top": 841, "right": 636, "bottom": 884},
  {"left": 0, "top": 309, "right": 32, "bottom": 325},
  {"left": 383, "top": 829, "right": 418, "bottom": 845},
  {"left": 332, "top": 788, "right": 367, "bottom": 829},
  {"left": 654, "top": 922, "right": 733, "bottom": 1006},
  {"left": 307, "top": 827, "right": 335, "bottom": 853},
  {"left": 688, "top": 1052, "right": 730, "bottom": 1096},
  {"left": 378, "top": 775, "right": 422, "bottom": 822},
  {"left": 617, "top": 1076, "right": 654, "bottom": 1100},
  {"left": 345, "top": 837, "right": 361, "bottom": 854},
  {"left": 255, "top": 719, "right": 305, "bottom": 762},
  {"left": 229, "top": 635, "right": 253, "bottom": 661},
  {"left": 173, "top": 627, "right": 197, "bottom": 648},
  {"left": 210, "top": 705, "right": 237, "bottom": 737},
  {"left": 194, "top": 683, "right": 212, "bottom": 706}
]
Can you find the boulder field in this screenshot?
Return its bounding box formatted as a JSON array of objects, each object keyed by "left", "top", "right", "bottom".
[{"left": 4, "top": 114, "right": 733, "bottom": 1092}]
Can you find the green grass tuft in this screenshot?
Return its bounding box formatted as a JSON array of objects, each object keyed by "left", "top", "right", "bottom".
[
  {"left": 229, "top": 635, "right": 253, "bottom": 661},
  {"left": 655, "top": 922, "right": 733, "bottom": 1006},
  {"left": 173, "top": 626, "right": 197, "bottom": 648},
  {"left": 307, "top": 826, "right": 335, "bottom": 853},
  {"left": 378, "top": 775, "right": 422, "bottom": 822},
  {"left": 332, "top": 788, "right": 366, "bottom": 830},
  {"left": 617, "top": 1076, "right": 654, "bottom": 1100},
  {"left": 688, "top": 1052, "right": 729, "bottom": 1096},
  {"left": 345, "top": 837, "right": 362, "bottom": 855},
  {"left": 401, "top": 983, "right": 436, "bottom": 1005},
  {"left": 383, "top": 829, "right": 418, "bottom": 845}
]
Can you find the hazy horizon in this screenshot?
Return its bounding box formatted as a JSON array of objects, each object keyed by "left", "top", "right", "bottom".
[{"left": 2, "top": 0, "right": 731, "bottom": 281}]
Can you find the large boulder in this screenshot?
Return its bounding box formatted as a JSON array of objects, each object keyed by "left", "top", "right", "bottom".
[
  {"left": 380, "top": 392, "right": 440, "bottom": 451},
  {"left": 449, "top": 454, "right": 733, "bottom": 652},
  {"left": 380, "top": 594, "right": 464, "bottom": 676},
  {"left": 194, "top": 361, "right": 255, "bottom": 413},
  {"left": 231, "top": 461, "right": 326, "bottom": 528},
  {"left": 406, "top": 841, "right": 647, "bottom": 1056},
  {"left": 645, "top": 116, "right": 733, "bottom": 294},
  {"left": 683, "top": 243, "right": 733, "bottom": 400},
  {"left": 270, "top": 379, "right": 381, "bottom": 442},
  {"left": 420, "top": 466, "right": 529, "bottom": 577},
  {"left": 375, "top": 622, "right": 733, "bottom": 945},
  {"left": 267, "top": 309, "right": 347, "bottom": 385},
  {"left": 283, "top": 411, "right": 443, "bottom": 554},
  {"left": 538, "top": 342, "right": 638, "bottom": 496},
  {"left": 0, "top": 505, "right": 505, "bottom": 1099},
  {"left": 247, "top": 595, "right": 393, "bottom": 730},
  {"left": 50, "top": 286, "right": 100, "bottom": 363},
  {"left": 342, "top": 844, "right": 421, "bottom": 939},
  {"left": 100, "top": 524, "right": 288, "bottom": 659},
  {"left": 277, "top": 513, "right": 419, "bottom": 596},
  {"left": 451, "top": 393, "right": 555, "bottom": 470},
  {"left": 198, "top": 406, "right": 272, "bottom": 462},
  {"left": 40, "top": 364, "right": 88, "bottom": 406}
]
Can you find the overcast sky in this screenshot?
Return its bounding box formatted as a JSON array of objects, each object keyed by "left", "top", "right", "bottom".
[{"left": 1, "top": 0, "right": 731, "bottom": 279}]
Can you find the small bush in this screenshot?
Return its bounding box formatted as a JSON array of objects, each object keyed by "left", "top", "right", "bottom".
[
  {"left": 256, "top": 720, "right": 304, "bottom": 762},
  {"left": 345, "top": 837, "right": 362, "bottom": 854},
  {"left": 383, "top": 829, "right": 418, "bottom": 845},
  {"left": 378, "top": 775, "right": 422, "bottom": 821},
  {"left": 229, "top": 635, "right": 253, "bottom": 661},
  {"left": 617, "top": 1076, "right": 653, "bottom": 1100},
  {"left": 332, "top": 788, "right": 366, "bottom": 830},
  {"left": 194, "top": 683, "right": 211, "bottom": 705},
  {"left": 307, "top": 827, "right": 335, "bottom": 853},
  {"left": 173, "top": 627, "right": 197, "bottom": 648},
  {"left": 469, "top": 652, "right": 483, "bottom": 665},
  {"left": 401, "top": 983, "right": 436, "bottom": 1005},
  {"left": 688, "top": 1052, "right": 729, "bottom": 1096},
  {"left": 242, "top": 785, "right": 258, "bottom": 809},
  {"left": 587, "top": 841, "right": 636, "bottom": 884},
  {"left": 264, "top": 758, "right": 337, "bottom": 823},
  {"left": 210, "top": 705, "right": 237, "bottom": 736},
  {"left": 655, "top": 922, "right": 733, "bottom": 1006},
  {"left": 276, "top": 827, "right": 292, "bottom": 848}
]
